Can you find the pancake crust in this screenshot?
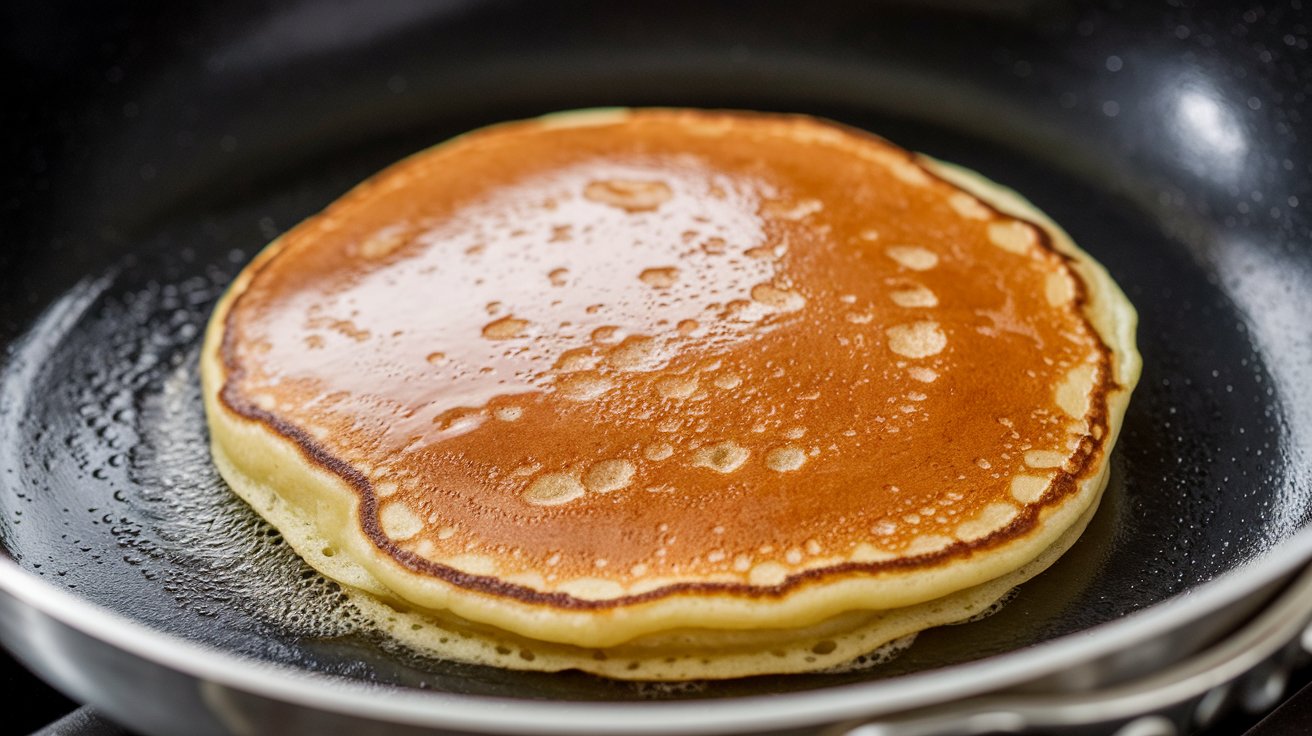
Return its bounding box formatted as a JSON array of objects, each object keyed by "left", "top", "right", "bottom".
[{"left": 202, "top": 109, "right": 1140, "bottom": 662}]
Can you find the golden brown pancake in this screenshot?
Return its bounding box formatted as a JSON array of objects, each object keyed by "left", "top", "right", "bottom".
[{"left": 201, "top": 108, "right": 1139, "bottom": 678}]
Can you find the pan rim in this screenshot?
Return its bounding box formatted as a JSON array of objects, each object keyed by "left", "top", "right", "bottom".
[{"left": 1, "top": 535, "right": 1310, "bottom": 734}]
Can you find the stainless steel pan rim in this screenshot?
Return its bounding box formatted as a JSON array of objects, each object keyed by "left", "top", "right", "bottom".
[{"left": 3, "top": 530, "right": 1310, "bottom": 735}]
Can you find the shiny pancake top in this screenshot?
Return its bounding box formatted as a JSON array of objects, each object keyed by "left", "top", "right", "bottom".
[{"left": 217, "top": 110, "right": 1115, "bottom": 605}]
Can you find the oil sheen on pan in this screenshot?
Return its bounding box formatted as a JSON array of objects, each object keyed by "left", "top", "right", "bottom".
[{"left": 200, "top": 108, "right": 1140, "bottom": 680}]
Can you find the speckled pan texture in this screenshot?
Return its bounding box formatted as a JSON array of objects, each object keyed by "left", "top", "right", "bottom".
[{"left": 200, "top": 109, "right": 1139, "bottom": 679}]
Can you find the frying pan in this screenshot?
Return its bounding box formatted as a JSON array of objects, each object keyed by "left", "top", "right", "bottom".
[{"left": 3, "top": 1, "right": 1311, "bottom": 733}]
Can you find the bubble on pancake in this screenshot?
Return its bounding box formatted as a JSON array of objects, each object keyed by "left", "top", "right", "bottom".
[
  {"left": 1055, "top": 364, "right": 1097, "bottom": 418},
  {"left": 766, "top": 446, "right": 807, "bottom": 472},
  {"left": 886, "top": 321, "right": 947, "bottom": 358},
  {"left": 743, "top": 244, "right": 784, "bottom": 260},
  {"left": 704, "top": 548, "right": 729, "bottom": 564},
  {"left": 675, "top": 319, "right": 700, "bottom": 335},
  {"left": 761, "top": 198, "right": 823, "bottom": 221},
  {"left": 644, "top": 442, "right": 674, "bottom": 462},
  {"left": 605, "top": 336, "right": 672, "bottom": 372},
  {"left": 446, "top": 554, "right": 498, "bottom": 575},
  {"left": 546, "top": 224, "right": 572, "bottom": 243},
  {"left": 556, "top": 371, "right": 614, "bottom": 401},
  {"left": 482, "top": 315, "right": 529, "bottom": 340},
  {"left": 510, "top": 463, "right": 541, "bottom": 478},
  {"left": 424, "top": 351, "right": 447, "bottom": 365},
  {"left": 885, "top": 245, "right": 939, "bottom": 271},
  {"left": 524, "top": 473, "right": 585, "bottom": 506},
  {"left": 907, "top": 367, "right": 939, "bottom": 383},
  {"left": 948, "top": 192, "right": 992, "bottom": 220},
  {"left": 845, "top": 311, "right": 874, "bottom": 324},
  {"left": 433, "top": 406, "right": 485, "bottom": 433},
  {"left": 639, "top": 267, "right": 680, "bottom": 288},
  {"left": 749, "top": 562, "right": 788, "bottom": 586},
  {"left": 712, "top": 373, "right": 742, "bottom": 390},
  {"left": 749, "top": 283, "right": 807, "bottom": 312},
  {"left": 1010, "top": 474, "right": 1053, "bottom": 504},
  {"left": 955, "top": 502, "right": 1019, "bottom": 542},
  {"left": 584, "top": 459, "right": 636, "bottom": 493},
  {"left": 583, "top": 178, "right": 673, "bottom": 212},
  {"left": 318, "top": 317, "right": 370, "bottom": 342},
  {"left": 555, "top": 347, "right": 600, "bottom": 372},
  {"left": 547, "top": 267, "right": 570, "bottom": 286},
  {"left": 692, "top": 441, "right": 750, "bottom": 473},
  {"left": 493, "top": 406, "right": 523, "bottom": 422},
  {"left": 357, "top": 225, "right": 410, "bottom": 259},
  {"left": 655, "top": 374, "right": 700, "bottom": 400},
  {"left": 890, "top": 286, "right": 939, "bottom": 308},
  {"left": 1024, "top": 450, "right": 1066, "bottom": 468},
  {"left": 696, "top": 235, "right": 728, "bottom": 255},
  {"left": 379, "top": 502, "right": 424, "bottom": 540},
  {"left": 590, "top": 325, "right": 627, "bottom": 345},
  {"left": 1042, "top": 272, "right": 1076, "bottom": 310},
  {"left": 987, "top": 220, "right": 1038, "bottom": 255}
]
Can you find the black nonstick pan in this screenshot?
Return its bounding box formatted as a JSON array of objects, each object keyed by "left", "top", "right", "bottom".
[{"left": 3, "top": 1, "right": 1311, "bottom": 734}]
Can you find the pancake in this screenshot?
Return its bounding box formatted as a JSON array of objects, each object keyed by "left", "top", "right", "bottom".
[{"left": 201, "top": 108, "right": 1140, "bottom": 679}]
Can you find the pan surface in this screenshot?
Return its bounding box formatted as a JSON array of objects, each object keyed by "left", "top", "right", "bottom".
[{"left": 2, "top": 0, "right": 1311, "bottom": 719}]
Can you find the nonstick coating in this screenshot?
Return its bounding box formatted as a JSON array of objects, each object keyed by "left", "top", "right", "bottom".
[{"left": 3, "top": 0, "right": 1311, "bottom": 704}]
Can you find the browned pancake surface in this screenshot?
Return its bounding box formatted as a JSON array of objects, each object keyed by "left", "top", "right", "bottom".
[{"left": 218, "top": 110, "right": 1113, "bottom": 604}]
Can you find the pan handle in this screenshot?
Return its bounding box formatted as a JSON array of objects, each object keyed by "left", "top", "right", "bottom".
[{"left": 825, "top": 564, "right": 1312, "bottom": 736}]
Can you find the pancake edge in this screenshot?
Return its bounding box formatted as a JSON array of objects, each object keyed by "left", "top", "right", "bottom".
[{"left": 200, "top": 108, "right": 1141, "bottom": 648}]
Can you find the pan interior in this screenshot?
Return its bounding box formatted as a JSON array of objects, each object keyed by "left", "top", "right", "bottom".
[
  {"left": 1, "top": 108, "right": 1306, "bottom": 702},
  {"left": 3, "top": 1, "right": 1311, "bottom": 704}
]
